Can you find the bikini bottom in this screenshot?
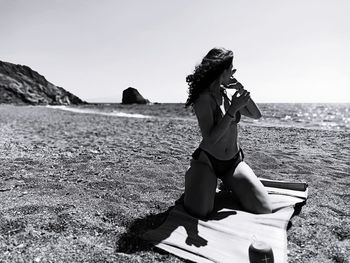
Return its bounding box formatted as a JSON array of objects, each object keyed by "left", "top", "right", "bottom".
[{"left": 192, "top": 147, "right": 244, "bottom": 179}]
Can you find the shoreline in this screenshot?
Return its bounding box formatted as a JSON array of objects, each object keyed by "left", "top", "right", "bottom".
[{"left": 43, "top": 104, "right": 350, "bottom": 133}]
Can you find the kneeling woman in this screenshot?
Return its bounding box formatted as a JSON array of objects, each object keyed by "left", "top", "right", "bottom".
[{"left": 184, "top": 47, "right": 272, "bottom": 218}]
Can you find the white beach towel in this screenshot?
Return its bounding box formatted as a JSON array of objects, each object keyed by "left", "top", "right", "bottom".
[{"left": 143, "top": 179, "right": 308, "bottom": 263}]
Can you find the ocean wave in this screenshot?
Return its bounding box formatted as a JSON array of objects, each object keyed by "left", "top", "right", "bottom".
[{"left": 46, "top": 105, "right": 153, "bottom": 119}]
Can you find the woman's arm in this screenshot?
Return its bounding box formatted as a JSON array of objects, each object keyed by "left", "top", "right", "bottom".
[
  {"left": 225, "top": 80, "right": 262, "bottom": 119},
  {"left": 239, "top": 97, "right": 262, "bottom": 119}
]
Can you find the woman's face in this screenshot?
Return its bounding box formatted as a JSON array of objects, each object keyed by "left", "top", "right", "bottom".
[{"left": 221, "top": 64, "right": 234, "bottom": 85}]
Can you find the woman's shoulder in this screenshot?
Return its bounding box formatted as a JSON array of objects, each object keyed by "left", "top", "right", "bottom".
[{"left": 194, "top": 91, "right": 216, "bottom": 108}]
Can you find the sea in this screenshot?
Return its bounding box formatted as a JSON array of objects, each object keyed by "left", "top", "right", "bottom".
[{"left": 47, "top": 103, "right": 350, "bottom": 132}]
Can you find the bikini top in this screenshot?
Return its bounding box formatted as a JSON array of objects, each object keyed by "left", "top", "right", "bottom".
[{"left": 210, "top": 89, "right": 241, "bottom": 124}]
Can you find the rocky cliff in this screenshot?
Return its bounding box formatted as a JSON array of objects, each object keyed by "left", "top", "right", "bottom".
[{"left": 0, "top": 60, "right": 86, "bottom": 105}]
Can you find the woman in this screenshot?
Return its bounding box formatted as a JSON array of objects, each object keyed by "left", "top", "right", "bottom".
[{"left": 184, "top": 47, "right": 272, "bottom": 218}]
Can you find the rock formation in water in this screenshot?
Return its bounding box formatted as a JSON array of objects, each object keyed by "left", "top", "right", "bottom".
[
  {"left": 0, "top": 60, "right": 86, "bottom": 105},
  {"left": 122, "top": 87, "right": 150, "bottom": 104}
]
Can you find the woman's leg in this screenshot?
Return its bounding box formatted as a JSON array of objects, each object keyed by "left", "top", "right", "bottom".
[
  {"left": 184, "top": 152, "right": 217, "bottom": 219},
  {"left": 221, "top": 161, "right": 272, "bottom": 214}
]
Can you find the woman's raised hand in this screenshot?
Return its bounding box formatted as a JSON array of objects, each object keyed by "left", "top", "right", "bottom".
[
  {"left": 229, "top": 89, "right": 250, "bottom": 113},
  {"left": 225, "top": 78, "right": 245, "bottom": 92}
]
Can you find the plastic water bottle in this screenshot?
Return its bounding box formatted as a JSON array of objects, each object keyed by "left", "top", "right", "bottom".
[{"left": 248, "top": 238, "right": 274, "bottom": 263}]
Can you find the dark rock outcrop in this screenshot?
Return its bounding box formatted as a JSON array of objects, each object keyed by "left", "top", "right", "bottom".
[
  {"left": 122, "top": 87, "right": 149, "bottom": 104},
  {"left": 0, "top": 60, "right": 86, "bottom": 105}
]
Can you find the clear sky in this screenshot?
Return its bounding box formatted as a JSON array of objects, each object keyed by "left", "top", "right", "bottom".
[{"left": 1, "top": 0, "right": 349, "bottom": 103}]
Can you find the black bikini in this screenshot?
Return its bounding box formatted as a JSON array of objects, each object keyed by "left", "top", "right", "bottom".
[
  {"left": 192, "top": 147, "right": 244, "bottom": 179},
  {"left": 192, "top": 90, "right": 244, "bottom": 179}
]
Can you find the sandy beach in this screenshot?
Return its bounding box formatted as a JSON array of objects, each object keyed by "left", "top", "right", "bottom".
[{"left": 0, "top": 104, "right": 349, "bottom": 263}]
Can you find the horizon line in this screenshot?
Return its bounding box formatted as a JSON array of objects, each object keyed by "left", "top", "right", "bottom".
[{"left": 85, "top": 100, "right": 350, "bottom": 104}]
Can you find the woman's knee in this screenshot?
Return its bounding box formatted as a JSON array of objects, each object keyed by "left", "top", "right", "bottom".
[
  {"left": 184, "top": 199, "right": 212, "bottom": 219},
  {"left": 184, "top": 183, "right": 214, "bottom": 218},
  {"left": 244, "top": 185, "right": 272, "bottom": 214},
  {"left": 184, "top": 178, "right": 215, "bottom": 218},
  {"left": 239, "top": 190, "right": 272, "bottom": 214},
  {"left": 250, "top": 199, "right": 272, "bottom": 214},
  {"left": 184, "top": 159, "right": 217, "bottom": 218},
  {"left": 223, "top": 162, "right": 272, "bottom": 214}
]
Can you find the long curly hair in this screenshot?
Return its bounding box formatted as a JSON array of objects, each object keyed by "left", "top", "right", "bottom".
[{"left": 185, "top": 47, "right": 234, "bottom": 108}]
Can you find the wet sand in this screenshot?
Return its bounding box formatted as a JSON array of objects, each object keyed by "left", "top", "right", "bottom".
[{"left": 0, "top": 104, "right": 349, "bottom": 262}]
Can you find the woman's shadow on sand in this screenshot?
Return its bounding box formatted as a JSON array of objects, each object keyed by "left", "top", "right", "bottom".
[{"left": 115, "top": 190, "right": 240, "bottom": 254}]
